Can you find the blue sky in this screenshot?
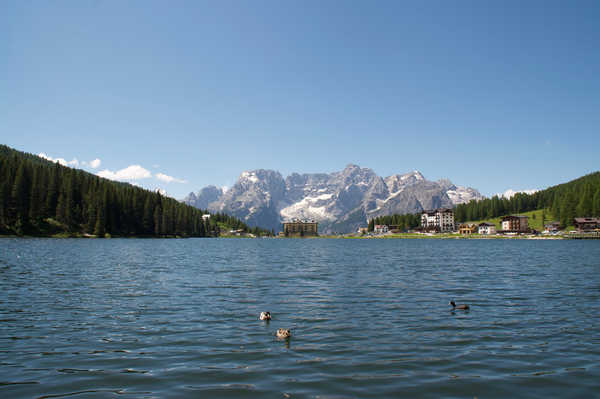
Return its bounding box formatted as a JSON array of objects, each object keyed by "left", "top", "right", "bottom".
[{"left": 2, "top": 1, "right": 599, "bottom": 199}]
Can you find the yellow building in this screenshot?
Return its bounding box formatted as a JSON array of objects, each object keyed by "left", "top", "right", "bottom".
[
  {"left": 283, "top": 219, "right": 318, "bottom": 237},
  {"left": 458, "top": 223, "right": 477, "bottom": 235}
]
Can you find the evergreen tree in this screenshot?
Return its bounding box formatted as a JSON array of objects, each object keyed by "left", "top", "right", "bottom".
[
  {"left": 593, "top": 188, "right": 600, "bottom": 217},
  {"left": 560, "top": 190, "right": 577, "bottom": 228},
  {"left": 94, "top": 192, "right": 107, "bottom": 237},
  {"left": 576, "top": 183, "right": 593, "bottom": 216},
  {"left": 143, "top": 196, "right": 154, "bottom": 234},
  {"left": 28, "top": 166, "right": 42, "bottom": 224},
  {"left": 11, "top": 162, "right": 30, "bottom": 234},
  {"left": 0, "top": 181, "right": 7, "bottom": 228},
  {"left": 153, "top": 205, "right": 162, "bottom": 236},
  {"left": 46, "top": 165, "right": 59, "bottom": 219}
]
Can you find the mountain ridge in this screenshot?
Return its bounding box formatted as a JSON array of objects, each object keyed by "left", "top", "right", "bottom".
[{"left": 183, "top": 165, "right": 483, "bottom": 233}]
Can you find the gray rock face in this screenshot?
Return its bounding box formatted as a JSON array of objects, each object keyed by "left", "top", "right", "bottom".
[
  {"left": 182, "top": 165, "right": 483, "bottom": 233},
  {"left": 182, "top": 185, "right": 223, "bottom": 210}
]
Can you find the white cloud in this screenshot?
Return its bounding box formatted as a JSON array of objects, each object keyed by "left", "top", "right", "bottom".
[
  {"left": 97, "top": 165, "right": 152, "bottom": 181},
  {"left": 89, "top": 158, "right": 101, "bottom": 169},
  {"left": 38, "top": 153, "right": 79, "bottom": 167},
  {"left": 82, "top": 158, "right": 101, "bottom": 168},
  {"left": 155, "top": 172, "right": 187, "bottom": 184},
  {"left": 496, "top": 188, "right": 539, "bottom": 199}
]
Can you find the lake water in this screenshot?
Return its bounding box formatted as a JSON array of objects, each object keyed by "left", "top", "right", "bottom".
[{"left": 1, "top": 238, "right": 599, "bottom": 398}]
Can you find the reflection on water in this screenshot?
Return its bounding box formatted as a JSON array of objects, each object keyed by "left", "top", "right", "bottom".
[{"left": 0, "top": 238, "right": 599, "bottom": 398}]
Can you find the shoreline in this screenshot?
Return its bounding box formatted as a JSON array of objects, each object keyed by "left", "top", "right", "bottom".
[
  {"left": 320, "top": 234, "right": 566, "bottom": 240},
  {"left": 1, "top": 233, "right": 594, "bottom": 240}
]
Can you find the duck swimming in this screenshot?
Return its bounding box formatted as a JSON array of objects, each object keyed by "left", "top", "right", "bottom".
[
  {"left": 259, "top": 311, "right": 271, "bottom": 321},
  {"left": 276, "top": 328, "right": 291, "bottom": 339},
  {"left": 450, "top": 300, "right": 470, "bottom": 310}
]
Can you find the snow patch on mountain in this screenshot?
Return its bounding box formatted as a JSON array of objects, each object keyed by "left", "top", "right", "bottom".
[
  {"left": 183, "top": 166, "right": 483, "bottom": 233},
  {"left": 241, "top": 171, "right": 259, "bottom": 184}
]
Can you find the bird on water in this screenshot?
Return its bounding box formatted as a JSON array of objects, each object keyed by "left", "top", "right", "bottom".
[
  {"left": 449, "top": 300, "right": 470, "bottom": 310},
  {"left": 276, "top": 328, "right": 291, "bottom": 339},
  {"left": 259, "top": 311, "right": 272, "bottom": 321}
]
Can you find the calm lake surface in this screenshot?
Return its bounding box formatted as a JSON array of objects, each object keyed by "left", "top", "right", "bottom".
[{"left": 1, "top": 238, "right": 599, "bottom": 398}]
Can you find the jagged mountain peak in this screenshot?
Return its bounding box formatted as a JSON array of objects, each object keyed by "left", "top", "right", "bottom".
[
  {"left": 436, "top": 178, "right": 456, "bottom": 190},
  {"left": 184, "top": 165, "right": 483, "bottom": 233}
]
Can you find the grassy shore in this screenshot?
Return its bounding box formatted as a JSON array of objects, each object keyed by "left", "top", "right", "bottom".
[
  {"left": 457, "top": 208, "right": 575, "bottom": 232},
  {"left": 329, "top": 233, "right": 560, "bottom": 239}
]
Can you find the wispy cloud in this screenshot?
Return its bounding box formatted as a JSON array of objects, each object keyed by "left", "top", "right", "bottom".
[
  {"left": 39, "top": 153, "right": 104, "bottom": 170},
  {"left": 496, "top": 188, "right": 539, "bottom": 199},
  {"left": 38, "top": 153, "right": 79, "bottom": 167},
  {"left": 155, "top": 172, "right": 187, "bottom": 184},
  {"left": 83, "top": 158, "right": 102, "bottom": 169},
  {"left": 97, "top": 165, "right": 152, "bottom": 181}
]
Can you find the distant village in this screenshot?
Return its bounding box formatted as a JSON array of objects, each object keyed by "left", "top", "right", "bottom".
[
  {"left": 362, "top": 208, "right": 600, "bottom": 238},
  {"left": 220, "top": 211, "right": 600, "bottom": 239}
]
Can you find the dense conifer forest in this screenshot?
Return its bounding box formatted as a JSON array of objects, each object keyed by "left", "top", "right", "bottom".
[
  {"left": 0, "top": 145, "right": 269, "bottom": 237},
  {"left": 369, "top": 171, "right": 600, "bottom": 231},
  {"left": 367, "top": 213, "right": 422, "bottom": 232}
]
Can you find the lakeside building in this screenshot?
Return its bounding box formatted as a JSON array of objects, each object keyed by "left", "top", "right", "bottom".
[
  {"left": 501, "top": 215, "right": 529, "bottom": 233},
  {"left": 388, "top": 225, "right": 403, "bottom": 233},
  {"left": 374, "top": 225, "right": 389, "bottom": 234},
  {"left": 357, "top": 227, "right": 368, "bottom": 235},
  {"left": 544, "top": 222, "right": 561, "bottom": 233},
  {"left": 459, "top": 223, "right": 477, "bottom": 235},
  {"left": 283, "top": 219, "right": 318, "bottom": 237},
  {"left": 478, "top": 222, "right": 496, "bottom": 235},
  {"left": 574, "top": 217, "right": 600, "bottom": 232},
  {"left": 421, "top": 208, "right": 455, "bottom": 232}
]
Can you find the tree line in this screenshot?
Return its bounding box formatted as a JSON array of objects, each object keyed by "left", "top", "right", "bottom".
[
  {"left": 368, "top": 213, "right": 421, "bottom": 232},
  {"left": 0, "top": 145, "right": 270, "bottom": 237},
  {"left": 368, "top": 171, "right": 600, "bottom": 230}
]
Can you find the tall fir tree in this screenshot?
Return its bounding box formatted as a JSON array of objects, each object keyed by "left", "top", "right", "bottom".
[
  {"left": 593, "top": 188, "right": 600, "bottom": 217},
  {"left": 11, "top": 162, "right": 30, "bottom": 234}
]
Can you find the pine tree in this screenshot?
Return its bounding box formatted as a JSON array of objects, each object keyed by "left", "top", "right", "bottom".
[
  {"left": 576, "top": 183, "right": 593, "bottom": 217},
  {"left": 11, "top": 162, "right": 30, "bottom": 234},
  {"left": 142, "top": 196, "right": 153, "bottom": 234},
  {"left": 46, "top": 165, "right": 59, "bottom": 219},
  {"left": 0, "top": 181, "right": 6, "bottom": 229},
  {"left": 593, "top": 188, "right": 600, "bottom": 217},
  {"left": 94, "top": 189, "right": 108, "bottom": 237},
  {"left": 28, "top": 166, "right": 42, "bottom": 225},
  {"left": 86, "top": 199, "right": 96, "bottom": 234},
  {"left": 153, "top": 205, "right": 162, "bottom": 236},
  {"left": 560, "top": 190, "right": 577, "bottom": 228}
]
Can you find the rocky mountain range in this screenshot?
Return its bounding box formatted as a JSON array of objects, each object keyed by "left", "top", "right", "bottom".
[{"left": 183, "top": 165, "right": 483, "bottom": 234}]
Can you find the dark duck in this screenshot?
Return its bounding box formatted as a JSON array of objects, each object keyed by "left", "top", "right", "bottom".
[{"left": 449, "top": 300, "right": 470, "bottom": 310}]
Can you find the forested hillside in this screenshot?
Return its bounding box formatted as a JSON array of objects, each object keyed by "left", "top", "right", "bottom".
[
  {"left": 0, "top": 145, "right": 268, "bottom": 237},
  {"left": 369, "top": 171, "right": 600, "bottom": 230},
  {"left": 454, "top": 172, "right": 600, "bottom": 227}
]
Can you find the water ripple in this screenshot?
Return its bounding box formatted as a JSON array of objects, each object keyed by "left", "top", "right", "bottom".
[{"left": 0, "top": 238, "right": 598, "bottom": 398}]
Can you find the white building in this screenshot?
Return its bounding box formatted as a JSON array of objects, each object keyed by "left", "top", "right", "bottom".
[
  {"left": 501, "top": 215, "right": 529, "bottom": 232},
  {"left": 421, "top": 208, "right": 455, "bottom": 232},
  {"left": 478, "top": 222, "right": 496, "bottom": 235},
  {"left": 374, "top": 225, "right": 389, "bottom": 234}
]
